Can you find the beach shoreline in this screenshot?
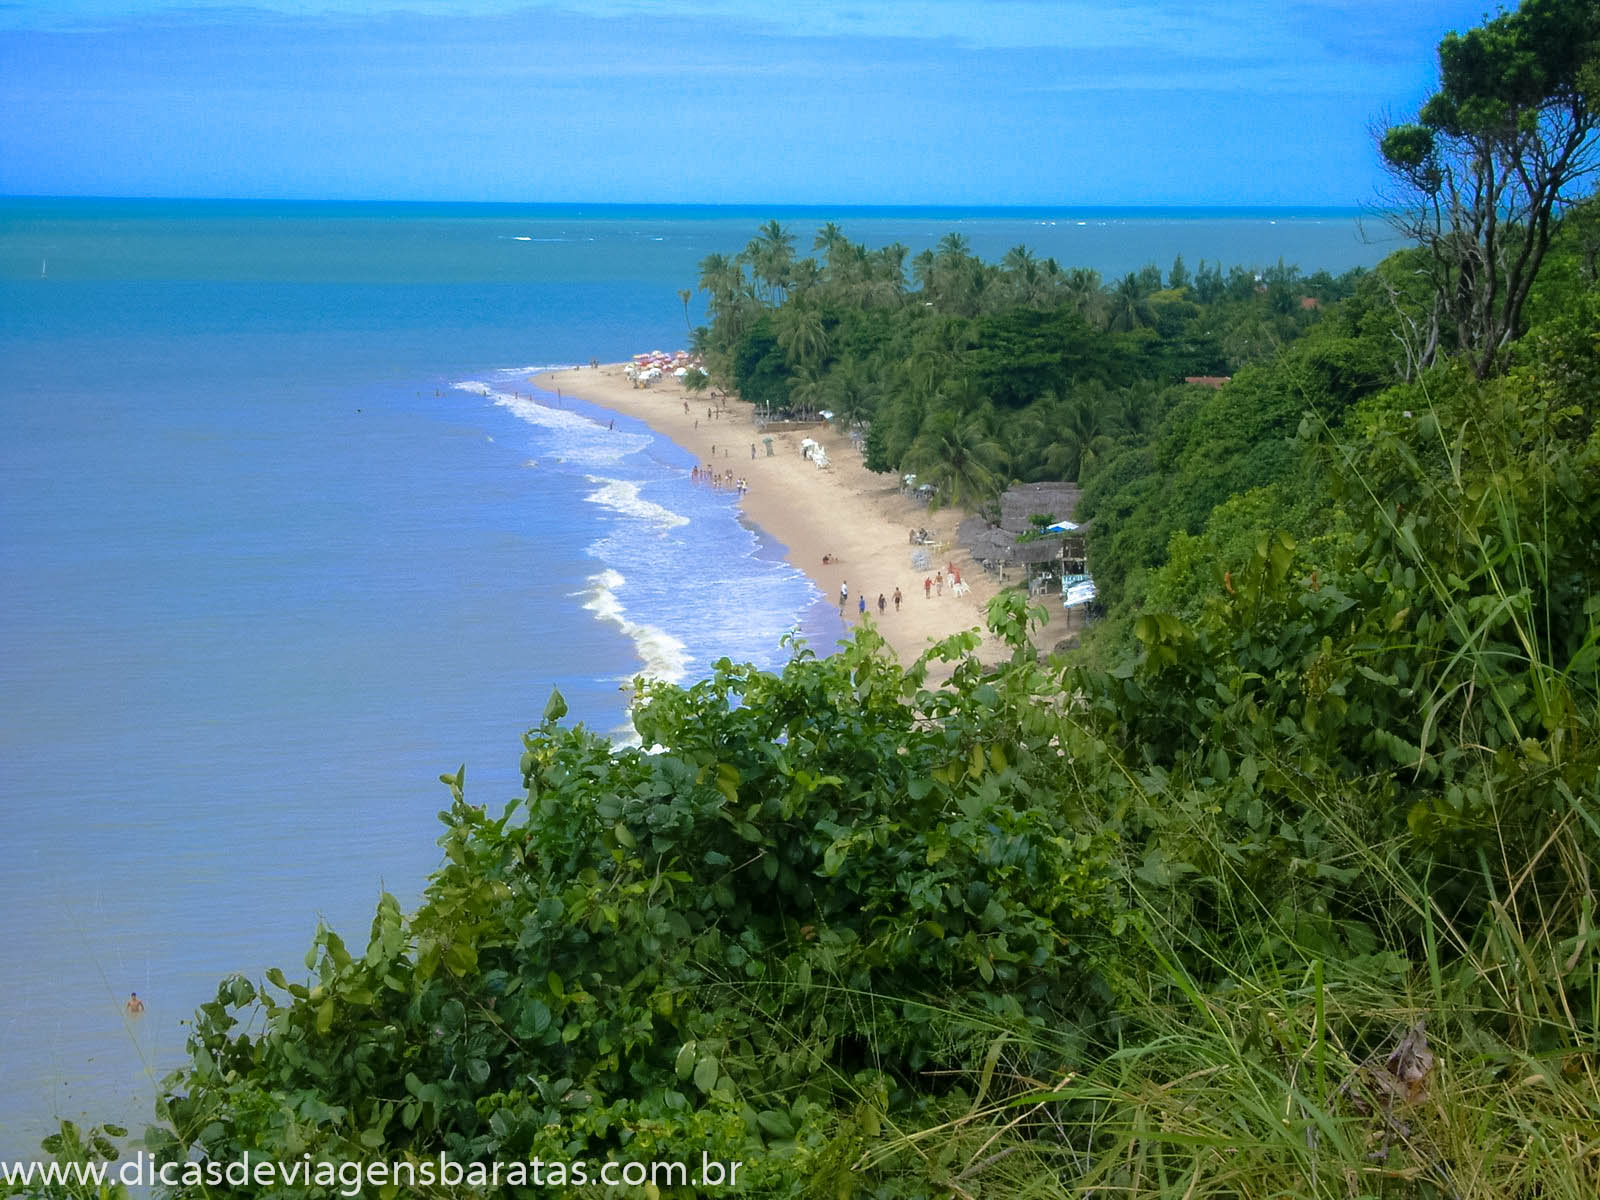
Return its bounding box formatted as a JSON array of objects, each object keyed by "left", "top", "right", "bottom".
[{"left": 534, "top": 363, "right": 1031, "bottom": 670}]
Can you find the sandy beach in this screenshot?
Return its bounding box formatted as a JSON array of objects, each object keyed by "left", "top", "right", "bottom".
[{"left": 534, "top": 364, "right": 1039, "bottom": 670}]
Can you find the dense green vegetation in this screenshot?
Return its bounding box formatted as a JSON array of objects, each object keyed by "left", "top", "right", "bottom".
[
  {"left": 15, "top": 3, "right": 1597, "bottom": 1196},
  {"left": 698, "top": 220, "right": 1359, "bottom": 512},
  {"left": 27, "top": 349, "right": 1597, "bottom": 1193}
]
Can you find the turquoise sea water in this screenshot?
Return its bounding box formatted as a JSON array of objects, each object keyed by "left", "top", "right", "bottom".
[{"left": 0, "top": 198, "right": 1391, "bottom": 1155}]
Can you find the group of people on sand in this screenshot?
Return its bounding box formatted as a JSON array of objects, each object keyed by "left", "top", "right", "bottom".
[
  {"left": 837, "top": 577, "right": 905, "bottom": 619},
  {"left": 692, "top": 465, "right": 747, "bottom": 495},
  {"left": 835, "top": 557, "right": 967, "bottom": 619},
  {"left": 920, "top": 564, "right": 961, "bottom": 598}
]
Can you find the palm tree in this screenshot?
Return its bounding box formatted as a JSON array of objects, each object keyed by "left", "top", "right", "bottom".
[
  {"left": 1037, "top": 384, "right": 1116, "bottom": 481},
  {"left": 812, "top": 222, "right": 847, "bottom": 272},
  {"left": 1002, "top": 244, "right": 1047, "bottom": 307},
  {"left": 1062, "top": 267, "right": 1106, "bottom": 328},
  {"left": 825, "top": 357, "right": 874, "bottom": 428},
  {"left": 774, "top": 303, "right": 828, "bottom": 368},
  {"left": 788, "top": 365, "right": 829, "bottom": 420},
  {"left": 869, "top": 243, "right": 910, "bottom": 308},
  {"left": 788, "top": 257, "right": 824, "bottom": 300},
  {"left": 696, "top": 252, "right": 748, "bottom": 329},
  {"left": 743, "top": 220, "right": 796, "bottom": 305},
  {"left": 911, "top": 248, "right": 937, "bottom": 298},
  {"left": 936, "top": 232, "right": 972, "bottom": 262},
  {"left": 677, "top": 289, "right": 693, "bottom": 340},
  {"left": 901, "top": 410, "right": 1009, "bottom": 509},
  {"left": 1106, "top": 272, "right": 1155, "bottom": 332},
  {"left": 1111, "top": 380, "right": 1161, "bottom": 440}
]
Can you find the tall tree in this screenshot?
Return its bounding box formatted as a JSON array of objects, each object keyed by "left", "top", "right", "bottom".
[
  {"left": 1378, "top": 0, "right": 1600, "bottom": 377},
  {"left": 812, "top": 221, "right": 848, "bottom": 272},
  {"left": 870, "top": 242, "right": 910, "bottom": 308},
  {"left": 1062, "top": 267, "right": 1107, "bottom": 327},
  {"left": 774, "top": 303, "right": 828, "bottom": 368},
  {"left": 742, "top": 220, "right": 797, "bottom": 305},
  {"left": 901, "top": 410, "right": 1009, "bottom": 507},
  {"left": 697, "top": 253, "right": 746, "bottom": 322},
  {"left": 1106, "top": 272, "right": 1155, "bottom": 332}
]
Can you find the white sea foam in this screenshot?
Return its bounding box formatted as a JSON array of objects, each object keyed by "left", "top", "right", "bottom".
[
  {"left": 453, "top": 378, "right": 646, "bottom": 466},
  {"left": 584, "top": 477, "right": 689, "bottom": 532},
  {"left": 488, "top": 364, "right": 578, "bottom": 379},
  {"left": 580, "top": 568, "right": 689, "bottom": 684}
]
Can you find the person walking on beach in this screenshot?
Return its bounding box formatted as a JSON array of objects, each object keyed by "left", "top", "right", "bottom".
[
  {"left": 893, "top": 586, "right": 902, "bottom": 612},
  {"left": 750, "top": 443, "right": 757, "bottom": 459},
  {"left": 858, "top": 595, "right": 866, "bottom": 619},
  {"left": 924, "top": 577, "right": 932, "bottom": 599},
  {"left": 877, "top": 593, "right": 886, "bottom": 616},
  {"left": 936, "top": 572, "right": 944, "bottom": 596},
  {"left": 839, "top": 580, "right": 848, "bottom": 613}
]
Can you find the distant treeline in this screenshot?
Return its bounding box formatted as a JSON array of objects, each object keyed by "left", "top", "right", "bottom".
[{"left": 692, "top": 219, "right": 1375, "bottom": 610}]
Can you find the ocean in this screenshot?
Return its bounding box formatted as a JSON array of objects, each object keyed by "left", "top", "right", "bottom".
[{"left": 0, "top": 197, "right": 1392, "bottom": 1155}]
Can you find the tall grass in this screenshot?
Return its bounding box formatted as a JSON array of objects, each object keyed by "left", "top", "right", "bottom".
[{"left": 858, "top": 389, "right": 1599, "bottom": 1198}]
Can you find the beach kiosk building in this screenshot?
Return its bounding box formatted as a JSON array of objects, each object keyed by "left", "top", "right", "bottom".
[{"left": 959, "top": 482, "right": 1090, "bottom": 596}]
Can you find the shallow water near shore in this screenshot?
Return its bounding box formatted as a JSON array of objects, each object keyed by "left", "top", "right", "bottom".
[{"left": 0, "top": 197, "right": 1390, "bottom": 1155}]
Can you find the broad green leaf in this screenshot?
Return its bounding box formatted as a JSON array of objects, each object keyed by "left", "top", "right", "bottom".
[
  {"left": 543, "top": 688, "right": 568, "bottom": 722},
  {"left": 693, "top": 1055, "right": 719, "bottom": 1093}
]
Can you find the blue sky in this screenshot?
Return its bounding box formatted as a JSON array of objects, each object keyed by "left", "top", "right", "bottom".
[{"left": 0, "top": 1, "right": 1493, "bottom": 204}]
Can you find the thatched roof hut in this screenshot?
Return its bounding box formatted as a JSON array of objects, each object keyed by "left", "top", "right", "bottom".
[
  {"left": 960, "top": 483, "right": 1088, "bottom": 575},
  {"left": 998, "top": 482, "right": 1082, "bottom": 534}
]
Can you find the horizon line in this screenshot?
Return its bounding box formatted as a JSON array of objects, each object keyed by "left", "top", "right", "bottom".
[{"left": 0, "top": 192, "right": 1378, "bottom": 214}]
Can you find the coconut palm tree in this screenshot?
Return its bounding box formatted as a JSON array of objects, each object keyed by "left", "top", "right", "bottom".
[
  {"left": 869, "top": 243, "right": 910, "bottom": 308},
  {"left": 812, "top": 222, "right": 848, "bottom": 272},
  {"left": 911, "top": 248, "right": 937, "bottom": 298},
  {"left": 825, "top": 356, "right": 875, "bottom": 429},
  {"left": 1061, "top": 267, "right": 1106, "bottom": 328},
  {"left": 1106, "top": 272, "right": 1155, "bottom": 332},
  {"left": 742, "top": 220, "right": 796, "bottom": 305},
  {"left": 696, "top": 252, "right": 750, "bottom": 336},
  {"left": 901, "top": 409, "right": 1009, "bottom": 509},
  {"left": 1002, "top": 244, "right": 1048, "bottom": 307},
  {"left": 774, "top": 303, "right": 828, "bottom": 369},
  {"left": 788, "top": 365, "right": 829, "bottom": 420}
]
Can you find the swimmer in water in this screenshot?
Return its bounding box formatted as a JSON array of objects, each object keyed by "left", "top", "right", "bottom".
[{"left": 126, "top": 992, "right": 145, "bottom": 1016}]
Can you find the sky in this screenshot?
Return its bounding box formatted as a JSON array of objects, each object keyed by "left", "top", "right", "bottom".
[{"left": 0, "top": 0, "right": 1497, "bottom": 205}]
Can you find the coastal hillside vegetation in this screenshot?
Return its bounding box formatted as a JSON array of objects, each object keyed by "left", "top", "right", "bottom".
[{"left": 15, "top": 2, "right": 1598, "bottom": 1196}]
